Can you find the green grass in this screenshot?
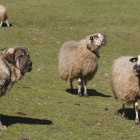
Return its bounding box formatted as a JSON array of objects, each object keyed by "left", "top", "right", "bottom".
[{"left": 0, "top": 0, "right": 140, "bottom": 139}]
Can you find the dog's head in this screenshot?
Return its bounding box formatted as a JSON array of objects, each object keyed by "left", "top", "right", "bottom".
[
  {"left": 130, "top": 55, "right": 140, "bottom": 75},
  {"left": 5, "top": 46, "right": 32, "bottom": 75}
]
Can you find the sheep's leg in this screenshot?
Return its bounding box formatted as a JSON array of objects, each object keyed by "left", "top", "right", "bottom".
[
  {"left": 81, "top": 79, "right": 84, "bottom": 93},
  {"left": 5, "top": 20, "right": 10, "bottom": 27},
  {"left": 134, "top": 101, "right": 139, "bottom": 125},
  {"left": 0, "top": 115, "right": 7, "bottom": 130},
  {"left": 122, "top": 104, "right": 126, "bottom": 118},
  {"left": 84, "top": 78, "right": 88, "bottom": 98},
  {"left": 78, "top": 78, "right": 82, "bottom": 97},
  {"left": 0, "top": 21, "right": 3, "bottom": 27},
  {"left": 70, "top": 80, "right": 73, "bottom": 93}
]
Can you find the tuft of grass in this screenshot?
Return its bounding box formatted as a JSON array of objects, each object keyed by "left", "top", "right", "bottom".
[{"left": 0, "top": 0, "right": 140, "bottom": 139}]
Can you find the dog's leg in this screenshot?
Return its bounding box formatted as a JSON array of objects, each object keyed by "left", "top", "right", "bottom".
[
  {"left": 5, "top": 20, "right": 10, "bottom": 27},
  {"left": 5, "top": 81, "right": 14, "bottom": 93},
  {"left": 0, "top": 21, "right": 3, "bottom": 27}
]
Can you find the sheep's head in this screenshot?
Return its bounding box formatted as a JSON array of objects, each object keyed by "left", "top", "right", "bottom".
[
  {"left": 86, "top": 33, "right": 108, "bottom": 52},
  {"left": 130, "top": 55, "right": 140, "bottom": 74},
  {"left": 92, "top": 33, "right": 108, "bottom": 46}
]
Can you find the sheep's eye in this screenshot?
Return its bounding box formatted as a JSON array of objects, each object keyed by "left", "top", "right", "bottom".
[{"left": 19, "top": 54, "right": 23, "bottom": 58}]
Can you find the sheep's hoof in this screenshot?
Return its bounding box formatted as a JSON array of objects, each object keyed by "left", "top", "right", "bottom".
[
  {"left": 122, "top": 115, "right": 126, "bottom": 118},
  {"left": 84, "top": 95, "right": 88, "bottom": 98},
  {"left": 0, "top": 125, "right": 8, "bottom": 130},
  {"left": 135, "top": 119, "right": 139, "bottom": 125},
  {"left": 78, "top": 93, "right": 82, "bottom": 97}
]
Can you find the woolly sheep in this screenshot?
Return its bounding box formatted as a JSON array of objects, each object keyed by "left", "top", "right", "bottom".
[
  {"left": 0, "top": 5, "right": 9, "bottom": 27},
  {"left": 59, "top": 33, "right": 108, "bottom": 98},
  {"left": 111, "top": 55, "right": 140, "bottom": 125}
]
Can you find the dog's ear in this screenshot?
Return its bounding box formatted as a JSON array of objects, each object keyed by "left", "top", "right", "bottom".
[
  {"left": 129, "top": 57, "right": 138, "bottom": 63},
  {"left": 23, "top": 47, "right": 30, "bottom": 58},
  {"left": 104, "top": 35, "right": 108, "bottom": 38},
  {"left": 5, "top": 48, "right": 16, "bottom": 64}
]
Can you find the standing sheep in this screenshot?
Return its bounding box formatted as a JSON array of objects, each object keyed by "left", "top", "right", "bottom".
[
  {"left": 0, "top": 5, "right": 9, "bottom": 27},
  {"left": 111, "top": 55, "right": 140, "bottom": 125},
  {"left": 59, "top": 33, "right": 108, "bottom": 98}
]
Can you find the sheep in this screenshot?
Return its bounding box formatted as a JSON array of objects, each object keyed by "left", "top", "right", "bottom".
[
  {"left": 0, "top": 5, "right": 9, "bottom": 27},
  {"left": 59, "top": 33, "right": 108, "bottom": 98},
  {"left": 111, "top": 55, "right": 140, "bottom": 125}
]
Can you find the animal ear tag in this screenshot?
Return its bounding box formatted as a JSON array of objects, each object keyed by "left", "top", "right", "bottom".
[
  {"left": 90, "top": 36, "right": 93, "bottom": 43},
  {"left": 129, "top": 57, "right": 138, "bottom": 63}
]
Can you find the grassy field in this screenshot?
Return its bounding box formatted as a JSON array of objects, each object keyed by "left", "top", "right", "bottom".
[{"left": 0, "top": 0, "right": 140, "bottom": 139}]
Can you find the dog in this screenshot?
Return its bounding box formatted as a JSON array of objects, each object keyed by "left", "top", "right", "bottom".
[{"left": 0, "top": 46, "right": 32, "bottom": 130}]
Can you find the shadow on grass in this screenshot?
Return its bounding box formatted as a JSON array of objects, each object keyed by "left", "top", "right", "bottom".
[
  {"left": 1, "top": 23, "right": 12, "bottom": 27},
  {"left": 66, "top": 89, "right": 111, "bottom": 98},
  {"left": 117, "top": 108, "right": 137, "bottom": 120},
  {"left": 0, "top": 114, "right": 53, "bottom": 127}
]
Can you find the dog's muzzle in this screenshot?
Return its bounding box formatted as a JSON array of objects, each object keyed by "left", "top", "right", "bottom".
[{"left": 27, "top": 61, "right": 32, "bottom": 72}]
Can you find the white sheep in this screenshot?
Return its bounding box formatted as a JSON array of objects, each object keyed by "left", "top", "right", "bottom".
[
  {"left": 0, "top": 5, "right": 9, "bottom": 27},
  {"left": 111, "top": 55, "right": 140, "bottom": 125},
  {"left": 59, "top": 33, "right": 108, "bottom": 97}
]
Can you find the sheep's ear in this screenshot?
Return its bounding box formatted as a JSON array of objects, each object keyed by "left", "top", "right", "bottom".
[
  {"left": 90, "top": 36, "right": 93, "bottom": 40},
  {"left": 90, "top": 36, "right": 93, "bottom": 42},
  {"left": 94, "top": 35, "right": 98, "bottom": 39},
  {"left": 104, "top": 35, "right": 108, "bottom": 38},
  {"left": 129, "top": 57, "right": 138, "bottom": 63}
]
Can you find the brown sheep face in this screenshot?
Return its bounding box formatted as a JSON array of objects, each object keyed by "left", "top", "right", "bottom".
[{"left": 130, "top": 55, "right": 140, "bottom": 74}]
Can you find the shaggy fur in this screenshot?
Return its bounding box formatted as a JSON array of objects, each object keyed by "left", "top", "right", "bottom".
[
  {"left": 111, "top": 56, "right": 140, "bottom": 124},
  {"left": 0, "top": 46, "right": 32, "bottom": 130},
  {"left": 59, "top": 33, "right": 107, "bottom": 97},
  {"left": 111, "top": 56, "right": 140, "bottom": 103},
  {"left": 0, "top": 5, "right": 9, "bottom": 27}
]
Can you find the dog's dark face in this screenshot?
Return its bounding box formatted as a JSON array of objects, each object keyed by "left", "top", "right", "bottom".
[{"left": 5, "top": 47, "right": 32, "bottom": 75}]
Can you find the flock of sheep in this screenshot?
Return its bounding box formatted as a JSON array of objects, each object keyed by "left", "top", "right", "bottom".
[
  {"left": 59, "top": 32, "right": 140, "bottom": 125},
  {"left": 1, "top": 5, "right": 140, "bottom": 125}
]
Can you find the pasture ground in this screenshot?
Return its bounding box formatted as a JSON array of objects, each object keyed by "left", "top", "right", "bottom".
[{"left": 0, "top": 0, "right": 140, "bottom": 139}]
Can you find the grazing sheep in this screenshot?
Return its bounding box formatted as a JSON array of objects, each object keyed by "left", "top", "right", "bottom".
[
  {"left": 111, "top": 55, "right": 140, "bottom": 125},
  {"left": 59, "top": 33, "right": 108, "bottom": 97},
  {"left": 0, "top": 5, "right": 9, "bottom": 27}
]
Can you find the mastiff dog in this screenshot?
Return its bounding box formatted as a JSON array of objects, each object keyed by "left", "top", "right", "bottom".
[{"left": 0, "top": 46, "right": 32, "bottom": 130}]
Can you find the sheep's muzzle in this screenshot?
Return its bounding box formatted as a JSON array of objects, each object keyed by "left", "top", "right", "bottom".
[
  {"left": 101, "top": 38, "right": 107, "bottom": 46},
  {"left": 134, "top": 65, "right": 140, "bottom": 73}
]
